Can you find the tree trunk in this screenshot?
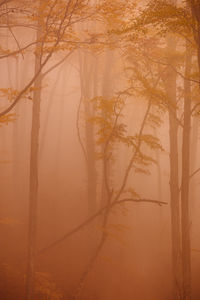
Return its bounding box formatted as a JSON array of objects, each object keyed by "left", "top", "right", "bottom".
[
  {"left": 181, "top": 39, "right": 192, "bottom": 300},
  {"left": 25, "top": 7, "right": 42, "bottom": 299},
  {"left": 189, "top": 0, "right": 200, "bottom": 81},
  {"left": 100, "top": 49, "right": 114, "bottom": 207},
  {"left": 165, "top": 32, "right": 183, "bottom": 299},
  {"left": 79, "top": 51, "right": 97, "bottom": 217}
]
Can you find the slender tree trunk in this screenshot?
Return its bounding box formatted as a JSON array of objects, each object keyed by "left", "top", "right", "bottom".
[
  {"left": 190, "top": 115, "right": 199, "bottom": 211},
  {"left": 181, "top": 40, "right": 192, "bottom": 300},
  {"left": 168, "top": 75, "right": 182, "bottom": 300},
  {"left": 153, "top": 128, "right": 162, "bottom": 202},
  {"left": 165, "top": 32, "right": 183, "bottom": 299},
  {"left": 79, "top": 51, "right": 97, "bottom": 217},
  {"left": 25, "top": 8, "right": 42, "bottom": 299},
  {"left": 100, "top": 50, "right": 114, "bottom": 207},
  {"left": 39, "top": 68, "right": 62, "bottom": 160},
  {"left": 189, "top": 0, "right": 200, "bottom": 80}
]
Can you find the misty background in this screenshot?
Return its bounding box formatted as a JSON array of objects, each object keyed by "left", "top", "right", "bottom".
[{"left": 0, "top": 0, "right": 200, "bottom": 300}]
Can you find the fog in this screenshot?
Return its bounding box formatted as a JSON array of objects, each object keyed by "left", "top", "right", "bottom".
[{"left": 0, "top": 1, "right": 200, "bottom": 300}]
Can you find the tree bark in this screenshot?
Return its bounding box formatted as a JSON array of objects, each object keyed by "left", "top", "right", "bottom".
[
  {"left": 100, "top": 49, "right": 114, "bottom": 207},
  {"left": 79, "top": 51, "right": 97, "bottom": 217},
  {"left": 165, "top": 32, "right": 183, "bottom": 299},
  {"left": 181, "top": 39, "right": 192, "bottom": 300},
  {"left": 25, "top": 6, "right": 42, "bottom": 299}
]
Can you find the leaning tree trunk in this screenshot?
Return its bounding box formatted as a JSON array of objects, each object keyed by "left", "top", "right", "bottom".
[
  {"left": 181, "top": 39, "right": 192, "bottom": 300},
  {"left": 25, "top": 8, "right": 42, "bottom": 300}
]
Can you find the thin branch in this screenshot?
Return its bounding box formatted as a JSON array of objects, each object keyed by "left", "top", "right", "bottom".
[
  {"left": 0, "top": 0, "right": 85, "bottom": 117},
  {"left": 38, "top": 197, "right": 167, "bottom": 255},
  {"left": 0, "top": 47, "right": 54, "bottom": 118},
  {"left": 102, "top": 98, "right": 124, "bottom": 199},
  {"left": 190, "top": 167, "right": 200, "bottom": 179},
  {"left": 42, "top": 49, "right": 74, "bottom": 78},
  {"left": 117, "top": 198, "right": 167, "bottom": 206},
  {"left": 7, "top": 22, "right": 24, "bottom": 59},
  {"left": 76, "top": 95, "right": 88, "bottom": 163},
  {"left": 76, "top": 50, "right": 89, "bottom": 164},
  {"left": 113, "top": 99, "right": 152, "bottom": 204},
  {"left": 168, "top": 105, "right": 184, "bottom": 127},
  {"left": 144, "top": 51, "right": 200, "bottom": 85},
  {"left": 0, "top": 41, "right": 37, "bottom": 59},
  {"left": 191, "top": 102, "right": 200, "bottom": 114}
]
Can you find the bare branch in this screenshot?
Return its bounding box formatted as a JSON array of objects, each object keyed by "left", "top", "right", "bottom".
[
  {"left": 42, "top": 49, "right": 74, "bottom": 78},
  {"left": 0, "top": 0, "right": 85, "bottom": 117},
  {"left": 113, "top": 99, "right": 152, "bottom": 203},
  {"left": 190, "top": 167, "right": 200, "bottom": 179},
  {"left": 191, "top": 102, "right": 200, "bottom": 114},
  {"left": 6, "top": 14, "right": 24, "bottom": 59},
  {"left": 144, "top": 51, "right": 200, "bottom": 85},
  {"left": 117, "top": 198, "right": 167, "bottom": 206},
  {"left": 76, "top": 51, "right": 88, "bottom": 164},
  {"left": 38, "top": 197, "right": 167, "bottom": 255},
  {"left": 0, "top": 41, "right": 37, "bottom": 59}
]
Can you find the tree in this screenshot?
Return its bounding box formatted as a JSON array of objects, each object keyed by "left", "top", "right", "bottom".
[
  {"left": 9, "top": 1, "right": 97, "bottom": 299},
  {"left": 78, "top": 49, "right": 98, "bottom": 217},
  {"left": 125, "top": 1, "right": 200, "bottom": 299},
  {"left": 25, "top": 2, "right": 43, "bottom": 298},
  {"left": 180, "top": 37, "right": 192, "bottom": 300}
]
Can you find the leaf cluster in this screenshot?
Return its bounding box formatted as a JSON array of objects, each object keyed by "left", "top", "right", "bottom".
[{"left": 134, "top": 0, "right": 193, "bottom": 39}]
